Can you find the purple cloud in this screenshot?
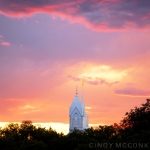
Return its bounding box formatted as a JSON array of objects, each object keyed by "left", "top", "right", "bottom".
[
  {"left": 115, "top": 87, "right": 150, "bottom": 97},
  {"left": 69, "top": 75, "right": 119, "bottom": 86},
  {"left": 68, "top": 75, "right": 81, "bottom": 81},
  {"left": 0, "top": 0, "right": 150, "bottom": 31}
]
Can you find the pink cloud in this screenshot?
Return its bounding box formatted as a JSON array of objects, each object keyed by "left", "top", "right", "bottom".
[
  {"left": 141, "top": 12, "right": 150, "bottom": 20},
  {"left": 85, "top": 78, "right": 119, "bottom": 86},
  {"left": 115, "top": 87, "right": 150, "bottom": 97},
  {"left": 0, "top": 0, "right": 150, "bottom": 31},
  {"left": 0, "top": 41, "right": 11, "bottom": 46},
  {"left": 68, "top": 75, "right": 81, "bottom": 81},
  {"left": 0, "top": 35, "right": 11, "bottom": 46},
  {"left": 68, "top": 75, "right": 119, "bottom": 86}
]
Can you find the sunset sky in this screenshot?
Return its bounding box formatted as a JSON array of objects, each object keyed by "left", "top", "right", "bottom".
[{"left": 0, "top": 0, "right": 150, "bottom": 134}]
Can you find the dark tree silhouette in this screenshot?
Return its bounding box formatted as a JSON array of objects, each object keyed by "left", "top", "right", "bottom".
[
  {"left": 120, "top": 99, "right": 150, "bottom": 132},
  {"left": 0, "top": 99, "right": 150, "bottom": 150}
]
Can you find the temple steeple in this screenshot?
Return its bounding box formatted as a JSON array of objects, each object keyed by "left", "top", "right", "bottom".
[
  {"left": 69, "top": 85, "right": 89, "bottom": 132},
  {"left": 76, "top": 85, "right": 78, "bottom": 96},
  {"left": 81, "top": 82, "right": 85, "bottom": 114}
]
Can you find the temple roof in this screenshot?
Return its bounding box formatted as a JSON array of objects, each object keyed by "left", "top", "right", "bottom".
[{"left": 69, "top": 87, "right": 82, "bottom": 116}]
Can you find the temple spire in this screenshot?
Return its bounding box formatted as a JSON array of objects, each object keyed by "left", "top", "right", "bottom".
[
  {"left": 76, "top": 85, "right": 78, "bottom": 96},
  {"left": 69, "top": 84, "right": 89, "bottom": 132},
  {"left": 82, "top": 81, "right": 85, "bottom": 112}
]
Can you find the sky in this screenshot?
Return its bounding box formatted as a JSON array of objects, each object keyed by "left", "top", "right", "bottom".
[{"left": 0, "top": 0, "right": 150, "bottom": 134}]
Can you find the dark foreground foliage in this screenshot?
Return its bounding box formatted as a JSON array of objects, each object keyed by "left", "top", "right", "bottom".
[{"left": 0, "top": 99, "right": 150, "bottom": 150}]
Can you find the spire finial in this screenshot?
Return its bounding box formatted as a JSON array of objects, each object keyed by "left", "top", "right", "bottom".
[
  {"left": 82, "top": 80, "right": 84, "bottom": 89},
  {"left": 82, "top": 81, "right": 85, "bottom": 113},
  {"left": 76, "top": 85, "right": 78, "bottom": 96}
]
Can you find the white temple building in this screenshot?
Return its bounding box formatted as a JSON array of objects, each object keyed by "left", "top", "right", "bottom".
[{"left": 69, "top": 86, "right": 89, "bottom": 132}]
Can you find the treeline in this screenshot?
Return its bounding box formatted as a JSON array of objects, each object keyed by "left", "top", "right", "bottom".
[{"left": 0, "top": 99, "right": 150, "bottom": 150}]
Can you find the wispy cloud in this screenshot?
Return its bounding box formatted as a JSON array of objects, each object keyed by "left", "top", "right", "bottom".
[
  {"left": 0, "top": 35, "right": 11, "bottom": 46},
  {"left": 19, "top": 105, "right": 36, "bottom": 110},
  {"left": 85, "top": 77, "right": 119, "bottom": 86},
  {"left": 0, "top": 41, "right": 11, "bottom": 46},
  {"left": 115, "top": 87, "right": 150, "bottom": 97},
  {"left": 85, "top": 107, "right": 92, "bottom": 110},
  {"left": 69, "top": 75, "right": 119, "bottom": 86},
  {"left": 68, "top": 75, "right": 81, "bottom": 81}
]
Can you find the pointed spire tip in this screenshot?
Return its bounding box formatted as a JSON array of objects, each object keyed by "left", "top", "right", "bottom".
[{"left": 76, "top": 85, "right": 78, "bottom": 96}]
